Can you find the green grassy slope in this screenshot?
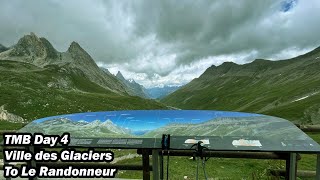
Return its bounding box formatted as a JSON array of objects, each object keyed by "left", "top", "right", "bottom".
[
  {"left": 162, "top": 47, "right": 320, "bottom": 124},
  {"left": 0, "top": 60, "right": 166, "bottom": 124}
]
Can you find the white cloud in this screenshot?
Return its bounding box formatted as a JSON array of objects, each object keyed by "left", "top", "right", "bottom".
[{"left": 266, "top": 47, "right": 313, "bottom": 60}]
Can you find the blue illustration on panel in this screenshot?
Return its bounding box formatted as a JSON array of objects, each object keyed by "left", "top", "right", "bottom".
[{"left": 30, "top": 110, "right": 260, "bottom": 136}]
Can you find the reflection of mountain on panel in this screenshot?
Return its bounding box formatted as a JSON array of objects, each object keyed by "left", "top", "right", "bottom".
[
  {"left": 19, "top": 113, "right": 308, "bottom": 140},
  {"left": 143, "top": 116, "right": 308, "bottom": 140},
  {"left": 19, "top": 118, "right": 133, "bottom": 138},
  {"left": 132, "top": 130, "right": 151, "bottom": 135}
]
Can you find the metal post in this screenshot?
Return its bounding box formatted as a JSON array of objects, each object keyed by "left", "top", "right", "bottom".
[
  {"left": 152, "top": 150, "right": 159, "bottom": 180},
  {"left": 286, "top": 153, "right": 297, "bottom": 180},
  {"left": 316, "top": 154, "right": 320, "bottom": 180},
  {"left": 26, "top": 146, "right": 37, "bottom": 180},
  {"left": 142, "top": 149, "right": 150, "bottom": 180},
  {"left": 160, "top": 151, "right": 164, "bottom": 180}
]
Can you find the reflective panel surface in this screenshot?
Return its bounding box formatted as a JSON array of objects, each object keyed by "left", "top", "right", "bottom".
[{"left": 17, "top": 110, "right": 320, "bottom": 152}]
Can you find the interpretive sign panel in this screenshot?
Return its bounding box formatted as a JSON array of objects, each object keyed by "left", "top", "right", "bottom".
[{"left": 15, "top": 110, "right": 320, "bottom": 152}]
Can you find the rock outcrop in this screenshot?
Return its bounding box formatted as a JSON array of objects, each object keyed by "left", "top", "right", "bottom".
[{"left": 0, "top": 105, "right": 25, "bottom": 123}]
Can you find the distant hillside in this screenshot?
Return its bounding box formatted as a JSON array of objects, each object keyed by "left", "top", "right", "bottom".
[
  {"left": 0, "top": 33, "right": 166, "bottom": 123},
  {"left": 115, "top": 71, "right": 150, "bottom": 99},
  {"left": 147, "top": 85, "right": 181, "bottom": 99},
  {"left": 162, "top": 47, "right": 320, "bottom": 124}
]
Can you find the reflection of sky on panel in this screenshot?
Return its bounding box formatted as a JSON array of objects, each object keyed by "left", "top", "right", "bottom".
[{"left": 34, "top": 110, "right": 260, "bottom": 132}]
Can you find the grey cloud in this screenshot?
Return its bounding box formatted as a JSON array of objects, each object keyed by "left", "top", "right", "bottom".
[{"left": 0, "top": 0, "right": 320, "bottom": 87}]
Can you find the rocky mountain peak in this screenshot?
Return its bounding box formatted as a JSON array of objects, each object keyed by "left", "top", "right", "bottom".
[
  {"left": 70, "top": 41, "right": 80, "bottom": 47},
  {"left": 67, "top": 41, "right": 96, "bottom": 65},
  {"left": 9, "top": 32, "right": 45, "bottom": 57},
  {"left": 39, "top": 37, "right": 58, "bottom": 59},
  {"left": 23, "top": 32, "right": 41, "bottom": 44},
  {"left": 63, "top": 41, "right": 128, "bottom": 95},
  {"left": 8, "top": 32, "right": 57, "bottom": 60},
  {"left": 116, "top": 71, "right": 125, "bottom": 80},
  {"left": 30, "top": 32, "right": 37, "bottom": 37},
  {"left": 68, "top": 41, "right": 84, "bottom": 53}
]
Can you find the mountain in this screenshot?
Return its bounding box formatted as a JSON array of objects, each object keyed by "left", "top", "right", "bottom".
[
  {"left": 1, "top": 32, "right": 59, "bottom": 65},
  {"left": 0, "top": 32, "right": 127, "bottom": 94},
  {"left": 0, "top": 44, "right": 8, "bottom": 53},
  {"left": 162, "top": 46, "right": 320, "bottom": 124},
  {"left": 115, "top": 71, "right": 150, "bottom": 99},
  {"left": 147, "top": 85, "right": 181, "bottom": 99},
  {"left": 0, "top": 33, "right": 166, "bottom": 123}
]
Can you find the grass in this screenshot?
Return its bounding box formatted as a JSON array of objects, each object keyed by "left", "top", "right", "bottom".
[
  {"left": 0, "top": 121, "right": 26, "bottom": 130},
  {"left": 0, "top": 61, "right": 167, "bottom": 122},
  {"left": 114, "top": 155, "right": 286, "bottom": 179}
]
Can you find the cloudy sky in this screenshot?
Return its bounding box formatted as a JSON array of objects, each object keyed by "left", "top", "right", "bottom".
[{"left": 1, "top": 0, "right": 320, "bottom": 88}]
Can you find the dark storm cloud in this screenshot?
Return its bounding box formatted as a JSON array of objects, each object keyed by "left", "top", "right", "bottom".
[
  {"left": 0, "top": 0, "right": 320, "bottom": 87},
  {"left": 131, "top": 0, "right": 320, "bottom": 64}
]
